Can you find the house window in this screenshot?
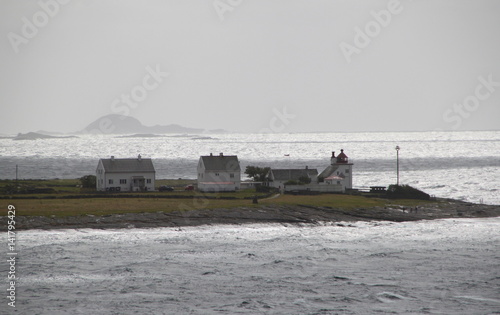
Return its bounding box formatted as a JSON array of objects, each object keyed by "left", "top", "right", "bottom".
[
  {"left": 230, "top": 173, "right": 234, "bottom": 178},
  {"left": 146, "top": 179, "right": 151, "bottom": 184},
  {"left": 215, "top": 173, "right": 219, "bottom": 176},
  {"left": 337, "top": 181, "right": 341, "bottom": 185},
  {"left": 345, "top": 169, "right": 350, "bottom": 174},
  {"left": 109, "top": 179, "right": 113, "bottom": 184},
  {"left": 120, "top": 179, "right": 127, "bottom": 184}
]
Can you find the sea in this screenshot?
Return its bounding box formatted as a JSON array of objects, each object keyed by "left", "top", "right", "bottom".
[
  {"left": 11, "top": 219, "right": 500, "bottom": 314},
  {"left": 2, "top": 131, "right": 500, "bottom": 314}
]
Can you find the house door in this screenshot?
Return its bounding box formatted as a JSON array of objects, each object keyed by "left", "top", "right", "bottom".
[{"left": 132, "top": 177, "right": 145, "bottom": 191}]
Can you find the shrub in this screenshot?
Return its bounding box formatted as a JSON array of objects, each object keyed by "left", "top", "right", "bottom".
[
  {"left": 298, "top": 176, "right": 311, "bottom": 184},
  {"left": 386, "top": 184, "right": 430, "bottom": 200},
  {"left": 80, "top": 175, "right": 96, "bottom": 189}
]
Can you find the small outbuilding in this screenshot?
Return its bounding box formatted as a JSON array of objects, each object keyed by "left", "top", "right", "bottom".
[
  {"left": 96, "top": 155, "right": 155, "bottom": 192},
  {"left": 267, "top": 167, "right": 319, "bottom": 189}
]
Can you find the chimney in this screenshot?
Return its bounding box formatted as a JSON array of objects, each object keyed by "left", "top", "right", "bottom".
[
  {"left": 331, "top": 151, "right": 335, "bottom": 158},
  {"left": 305, "top": 166, "right": 308, "bottom": 169},
  {"left": 138, "top": 154, "right": 142, "bottom": 161},
  {"left": 210, "top": 153, "right": 213, "bottom": 156},
  {"left": 111, "top": 156, "right": 115, "bottom": 161},
  {"left": 219, "top": 152, "right": 223, "bottom": 157}
]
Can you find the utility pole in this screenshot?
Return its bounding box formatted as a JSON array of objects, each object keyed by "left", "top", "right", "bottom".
[
  {"left": 395, "top": 146, "right": 400, "bottom": 186},
  {"left": 15, "top": 164, "right": 18, "bottom": 182}
]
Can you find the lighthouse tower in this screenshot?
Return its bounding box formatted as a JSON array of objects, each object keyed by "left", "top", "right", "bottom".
[{"left": 330, "top": 149, "right": 353, "bottom": 189}]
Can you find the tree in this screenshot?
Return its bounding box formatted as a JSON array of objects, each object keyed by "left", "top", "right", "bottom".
[
  {"left": 298, "top": 176, "right": 311, "bottom": 184},
  {"left": 244, "top": 166, "right": 271, "bottom": 182},
  {"left": 80, "top": 175, "right": 96, "bottom": 188}
]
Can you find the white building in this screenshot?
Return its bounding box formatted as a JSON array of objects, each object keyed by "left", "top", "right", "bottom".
[
  {"left": 267, "top": 167, "right": 318, "bottom": 189},
  {"left": 269, "top": 150, "right": 353, "bottom": 194},
  {"left": 197, "top": 153, "right": 241, "bottom": 192},
  {"left": 318, "top": 149, "right": 353, "bottom": 190},
  {"left": 96, "top": 155, "right": 155, "bottom": 192}
]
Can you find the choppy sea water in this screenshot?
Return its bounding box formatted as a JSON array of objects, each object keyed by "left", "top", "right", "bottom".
[
  {"left": 14, "top": 218, "right": 500, "bottom": 314},
  {"left": 1, "top": 131, "right": 499, "bottom": 204}
]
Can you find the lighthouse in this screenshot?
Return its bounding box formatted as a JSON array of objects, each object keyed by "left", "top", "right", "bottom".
[
  {"left": 319, "top": 149, "right": 353, "bottom": 190},
  {"left": 333, "top": 149, "right": 353, "bottom": 189}
]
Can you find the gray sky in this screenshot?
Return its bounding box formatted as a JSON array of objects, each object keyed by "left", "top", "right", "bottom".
[{"left": 1, "top": 0, "right": 499, "bottom": 134}]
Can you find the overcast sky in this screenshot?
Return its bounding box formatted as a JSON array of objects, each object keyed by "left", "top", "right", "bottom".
[{"left": 1, "top": 0, "right": 499, "bottom": 134}]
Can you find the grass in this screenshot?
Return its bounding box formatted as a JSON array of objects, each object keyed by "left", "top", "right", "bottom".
[
  {"left": 5, "top": 193, "right": 437, "bottom": 218},
  {"left": 1, "top": 179, "right": 438, "bottom": 217},
  {"left": 0, "top": 179, "right": 266, "bottom": 199},
  {"left": 0, "top": 178, "right": 81, "bottom": 194},
  {"left": 260, "top": 194, "right": 434, "bottom": 209},
  {"left": 8, "top": 198, "right": 257, "bottom": 217}
]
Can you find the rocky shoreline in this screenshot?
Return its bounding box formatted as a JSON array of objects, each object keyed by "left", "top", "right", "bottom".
[{"left": 5, "top": 198, "right": 500, "bottom": 230}]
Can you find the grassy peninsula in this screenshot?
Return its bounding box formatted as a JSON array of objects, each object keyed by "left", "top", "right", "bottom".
[{"left": 1, "top": 179, "right": 499, "bottom": 230}]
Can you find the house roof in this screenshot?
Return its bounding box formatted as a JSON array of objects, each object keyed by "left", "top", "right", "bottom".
[
  {"left": 200, "top": 155, "right": 240, "bottom": 171},
  {"left": 269, "top": 168, "right": 318, "bottom": 181},
  {"left": 318, "top": 165, "right": 339, "bottom": 179},
  {"left": 99, "top": 158, "right": 155, "bottom": 173},
  {"left": 325, "top": 175, "right": 344, "bottom": 180}
]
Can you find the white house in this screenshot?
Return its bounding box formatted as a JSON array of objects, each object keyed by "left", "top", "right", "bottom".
[
  {"left": 318, "top": 149, "right": 353, "bottom": 190},
  {"left": 96, "top": 155, "right": 156, "bottom": 192},
  {"left": 197, "top": 153, "right": 241, "bottom": 192}
]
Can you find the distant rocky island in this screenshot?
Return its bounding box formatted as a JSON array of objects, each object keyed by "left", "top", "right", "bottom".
[
  {"left": 115, "top": 134, "right": 165, "bottom": 138},
  {"left": 5, "top": 115, "right": 226, "bottom": 138},
  {"left": 13, "top": 132, "right": 78, "bottom": 141},
  {"left": 81, "top": 114, "right": 207, "bottom": 134}
]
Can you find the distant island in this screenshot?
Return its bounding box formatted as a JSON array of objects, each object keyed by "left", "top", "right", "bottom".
[
  {"left": 3, "top": 115, "right": 225, "bottom": 138},
  {"left": 80, "top": 114, "right": 207, "bottom": 134},
  {"left": 13, "top": 132, "right": 78, "bottom": 141},
  {"left": 115, "top": 134, "right": 166, "bottom": 138}
]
